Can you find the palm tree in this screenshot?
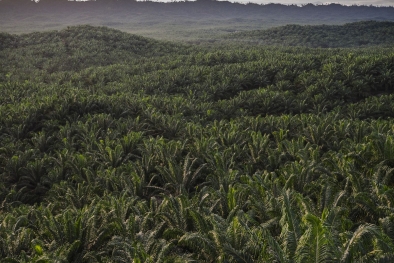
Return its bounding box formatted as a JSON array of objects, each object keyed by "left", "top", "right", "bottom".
[{"left": 155, "top": 153, "right": 207, "bottom": 196}]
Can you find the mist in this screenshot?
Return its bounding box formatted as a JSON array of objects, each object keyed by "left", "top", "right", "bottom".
[{"left": 2, "top": 0, "right": 394, "bottom": 40}]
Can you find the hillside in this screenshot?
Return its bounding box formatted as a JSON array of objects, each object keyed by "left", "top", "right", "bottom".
[
  {"left": 0, "top": 25, "right": 192, "bottom": 75},
  {"left": 1, "top": 1, "right": 394, "bottom": 40},
  {"left": 223, "top": 21, "right": 394, "bottom": 48},
  {"left": 1, "top": 25, "right": 394, "bottom": 262}
]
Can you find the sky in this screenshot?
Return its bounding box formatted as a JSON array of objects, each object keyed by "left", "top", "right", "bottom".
[
  {"left": 146, "top": 0, "right": 394, "bottom": 6},
  {"left": 221, "top": 0, "right": 393, "bottom": 5},
  {"left": 240, "top": 0, "right": 394, "bottom": 5},
  {"left": 28, "top": 0, "right": 394, "bottom": 6}
]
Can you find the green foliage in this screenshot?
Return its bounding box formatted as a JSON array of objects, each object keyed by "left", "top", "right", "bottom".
[{"left": 1, "top": 25, "right": 394, "bottom": 262}]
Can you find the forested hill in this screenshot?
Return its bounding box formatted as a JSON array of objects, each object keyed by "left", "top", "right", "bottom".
[
  {"left": 0, "top": 25, "right": 192, "bottom": 73},
  {"left": 1, "top": 0, "right": 394, "bottom": 40},
  {"left": 223, "top": 21, "right": 394, "bottom": 48}
]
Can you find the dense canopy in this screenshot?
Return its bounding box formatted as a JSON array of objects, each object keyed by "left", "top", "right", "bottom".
[{"left": 1, "top": 24, "right": 394, "bottom": 262}]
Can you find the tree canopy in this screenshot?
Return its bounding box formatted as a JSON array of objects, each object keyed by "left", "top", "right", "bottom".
[{"left": 1, "top": 24, "right": 394, "bottom": 262}]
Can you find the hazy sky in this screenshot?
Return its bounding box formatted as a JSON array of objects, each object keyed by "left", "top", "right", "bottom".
[
  {"left": 253, "top": 0, "right": 392, "bottom": 5},
  {"left": 142, "top": 0, "right": 394, "bottom": 6},
  {"left": 223, "top": 0, "right": 393, "bottom": 5},
  {"left": 28, "top": 0, "right": 394, "bottom": 6}
]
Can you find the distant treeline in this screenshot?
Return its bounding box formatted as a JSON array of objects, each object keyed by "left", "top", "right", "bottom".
[
  {"left": 224, "top": 21, "right": 394, "bottom": 48},
  {"left": 1, "top": 0, "right": 394, "bottom": 38}
]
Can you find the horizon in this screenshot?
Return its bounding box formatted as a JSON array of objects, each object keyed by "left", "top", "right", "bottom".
[
  {"left": 20, "top": 0, "right": 394, "bottom": 7},
  {"left": 2, "top": 0, "right": 393, "bottom": 38}
]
